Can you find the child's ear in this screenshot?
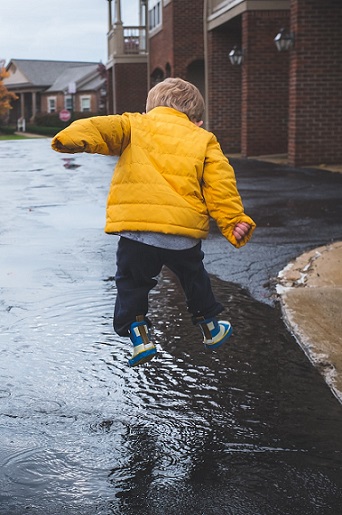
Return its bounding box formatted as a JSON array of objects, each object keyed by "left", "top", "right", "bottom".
[{"left": 194, "top": 120, "right": 204, "bottom": 127}]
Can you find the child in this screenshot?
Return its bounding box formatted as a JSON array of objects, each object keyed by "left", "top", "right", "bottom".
[{"left": 51, "top": 78, "right": 256, "bottom": 367}]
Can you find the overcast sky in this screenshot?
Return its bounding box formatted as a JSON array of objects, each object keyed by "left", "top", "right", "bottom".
[{"left": 1, "top": 0, "right": 139, "bottom": 65}]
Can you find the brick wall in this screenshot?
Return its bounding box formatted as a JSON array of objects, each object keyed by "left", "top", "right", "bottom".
[
  {"left": 110, "top": 0, "right": 341, "bottom": 165},
  {"left": 172, "top": 0, "right": 204, "bottom": 78},
  {"left": 114, "top": 62, "right": 148, "bottom": 113},
  {"left": 208, "top": 22, "right": 242, "bottom": 153},
  {"left": 40, "top": 92, "right": 99, "bottom": 114},
  {"left": 149, "top": 2, "right": 173, "bottom": 78},
  {"left": 40, "top": 93, "right": 65, "bottom": 113},
  {"left": 241, "top": 10, "right": 290, "bottom": 157},
  {"left": 288, "top": 0, "right": 342, "bottom": 166},
  {"left": 149, "top": 0, "right": 204, "bottom": 81}
]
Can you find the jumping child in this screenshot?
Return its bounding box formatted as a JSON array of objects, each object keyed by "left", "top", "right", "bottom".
[{"left": 51, "top": 78, "right": 256, "bottom": 367}]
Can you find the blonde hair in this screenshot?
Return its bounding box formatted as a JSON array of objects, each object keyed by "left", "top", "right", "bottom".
[{"left": 146, "top": 78, "right": 205, "bottom": 122}]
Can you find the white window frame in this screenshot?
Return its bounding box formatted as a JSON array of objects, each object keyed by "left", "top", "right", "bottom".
[
  {"left": 48, "top": 96, "right": 57, "bottom": 113},
  {"left": 149, "top": 0, "right": 162, "bottom": 32},
  {"left": 80, "top": 95, "right": 91, "bottom": 112},
  {"left": 64, "top": 95, "right": 73, "bottom": 111}
]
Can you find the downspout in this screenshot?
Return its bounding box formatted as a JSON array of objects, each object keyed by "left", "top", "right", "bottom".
[
  {"left": 203, "top": 0, "right": 209, "bottom": 131},
  {"left": 112, "top": 65, "right": 116, "bottom": 114},
  {"left": 107, "top": 0, "right": 116, "bottom": 113},
  {"left": 111, "top": 0, "right": 123, "bottom": 114},
  {"left": 140, "top": 0, "right": 150, "bottom": 93},
  {"left": 146, "top": 1, "right": 150, "bottom": 92}
]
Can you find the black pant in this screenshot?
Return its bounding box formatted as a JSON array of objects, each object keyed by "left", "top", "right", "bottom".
[{"left": 114, "top": 237, "right": 224, "bottom": 336}]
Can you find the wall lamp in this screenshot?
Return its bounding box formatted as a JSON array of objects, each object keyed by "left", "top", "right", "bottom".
[
  {"left": 274, "top": 28, "right": 294, "bottom": 51},
  {"left": 229, "top": 46, "right": 244, "bottom": 65}
]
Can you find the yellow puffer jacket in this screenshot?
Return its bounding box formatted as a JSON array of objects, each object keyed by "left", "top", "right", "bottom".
[{"left": 51, "top": 107, "right": 256, "bottom": 248}]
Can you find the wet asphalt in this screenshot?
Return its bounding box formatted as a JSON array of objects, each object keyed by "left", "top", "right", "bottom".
[
  {"left": 1, "top": 139, "right": 342, "bottom": 515},
  {"left": 204, "top": 157, "right": 342, "bottom": 305}
]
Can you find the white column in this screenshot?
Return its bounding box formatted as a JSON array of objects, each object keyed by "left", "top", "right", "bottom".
[
  {"left": 31, "top": 91, "right": 37, "bottom": 121},
  {"left": 114, "top": 0, "right": 122, "bottom": 25},
  {"left": 112, "top": 0, "right": 124, "bottom": 55},
  {"left": 20, "top": 92, "right": 25, "bottom": 118},
  {"left": 107, "top": 0, "right": 113, "bottom": 32}
]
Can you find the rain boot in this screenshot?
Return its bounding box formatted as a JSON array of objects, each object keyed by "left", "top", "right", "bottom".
[
  {"left": 128, "top": 316, "right": 157, "bottom": 367},
  {"left": 197, "top": 317, "right": 232, "bottom": 350}
]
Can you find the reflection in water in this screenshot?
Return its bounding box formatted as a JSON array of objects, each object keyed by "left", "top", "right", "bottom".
[
  {"left": 4, "top": 273, "right": 341, "bottom": 515},
  {"left": 100, "top": 270, "right": 342, "bottom": 514},
  {"left": 0, "top": 140, "right": 342, "bottom": 514}
]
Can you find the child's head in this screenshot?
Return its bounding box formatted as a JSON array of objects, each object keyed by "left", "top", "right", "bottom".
[{"left": 145, "top": 78, "right": 205, "bottom": 123}]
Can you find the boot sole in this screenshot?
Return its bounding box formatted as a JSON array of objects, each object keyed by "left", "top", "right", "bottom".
[
  {"left": 204, "top": 325, "right": 233, "bottom": 350},
  {"left": 128, "top": 348, "right": 157, "bottom": 367}
]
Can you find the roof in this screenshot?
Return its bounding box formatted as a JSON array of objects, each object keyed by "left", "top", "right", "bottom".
[
  {"left": 5, "top": 58, "right": 100, "bottom": 88},
  {"left": 77, "top": 74, "right": 106, "bottom": 92},
  {"left": 46, "top": 64, "right": 105, "bottom": 93}
]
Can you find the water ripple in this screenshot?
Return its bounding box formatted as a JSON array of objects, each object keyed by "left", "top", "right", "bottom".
[{"left": 1, "top": 141, "right": 342, "bottom": 514}]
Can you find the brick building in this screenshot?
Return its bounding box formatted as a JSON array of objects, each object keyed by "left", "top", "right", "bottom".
[
  {"left": 4, "top": 59, "right": 106, "bottom": 125},
  {"left": 107, "top": 0, "right": 342, "bottom": 167},
  {"left": 106, "top": 0, "right": 148, "bottom": 114}
]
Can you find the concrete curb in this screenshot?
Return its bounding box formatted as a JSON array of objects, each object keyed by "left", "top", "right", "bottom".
[{"left": 276, "top": 241, "right": 342, "bottom": 404}]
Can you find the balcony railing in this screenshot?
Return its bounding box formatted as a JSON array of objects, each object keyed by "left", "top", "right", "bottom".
[
  {"left": 108, "top": 24, "right": 147, "bottom": 59},
  {"left": 123, "top": 26, "right": 147, "bottom": 54}
]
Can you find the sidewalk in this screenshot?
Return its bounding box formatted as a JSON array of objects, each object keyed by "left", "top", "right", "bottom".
[
  {"left": 277, "top": 241, "right": 342, "bottom": 404},
  {"left": 14, "top": 131, "right": 46, "bottom": 138}
]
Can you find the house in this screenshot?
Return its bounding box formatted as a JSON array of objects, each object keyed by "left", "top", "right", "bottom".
[
  {"left": 4, "top": 59, "right": 107, "bottom": 125},
  {"left": 106, "top": 0, "right": 342, "bottom": 168},
  {"left": 106, "top": 0, "right": 148, "bottom": 115}
]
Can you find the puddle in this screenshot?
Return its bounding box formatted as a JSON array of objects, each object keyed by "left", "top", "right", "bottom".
[{"left": 1, "top": 140, "right": 342, "bottom": 514}]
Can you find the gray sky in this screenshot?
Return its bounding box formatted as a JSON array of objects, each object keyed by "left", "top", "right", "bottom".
[{"left": 0, "top": 0, "right": 139, "bottom": 65}]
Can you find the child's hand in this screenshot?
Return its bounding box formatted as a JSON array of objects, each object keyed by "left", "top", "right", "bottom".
[
  {"left": 52, "top": 139, "right": 74, "bottom": 153},
  {"left": 233, "top": 222, "right": 251, "bottom": 241}
]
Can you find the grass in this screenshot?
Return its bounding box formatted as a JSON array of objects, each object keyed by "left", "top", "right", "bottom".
[
  {"left": 0, "top": 133, "right": 46, "bottom": 140},
  {"left": 0, "top": 133, "right": 29, "bottom": 140}
]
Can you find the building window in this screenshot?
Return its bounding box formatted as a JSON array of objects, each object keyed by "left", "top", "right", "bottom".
[
  {"left": 80, "top": 96, "right": 91, "bottom": 112},
  {"left": 149, "top": 0, "right": 162, "bottom": 31},
  {"left": 65, "top": 95, "right": 73, "bottom": 111},
  {"left": 48, "top": 97, "right": 56, "bottom": 113}
]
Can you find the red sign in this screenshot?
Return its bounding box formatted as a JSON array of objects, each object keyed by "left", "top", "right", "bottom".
[{"left": 59, "top": 109, "right": 71, "bottom": 122}]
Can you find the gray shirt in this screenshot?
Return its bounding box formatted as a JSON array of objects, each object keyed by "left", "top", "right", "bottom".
[{"left": 120, "top": 231, "right": 200, "bottom": 250}]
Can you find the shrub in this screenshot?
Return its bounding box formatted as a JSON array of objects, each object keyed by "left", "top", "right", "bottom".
[
  {"left": 34, "top": 111, "right": 97, "bottom": 128},
  {"left": 25, "top": 125, "right": 62, "bottom": 137},
  {"left": 0, "top": 125, "right": 16, "bottom": 135}
]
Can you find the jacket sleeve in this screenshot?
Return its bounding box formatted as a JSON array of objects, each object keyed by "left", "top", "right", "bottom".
[
  {"left": 51, "top": 114, "right": 131, "bottom": 156},
  {"left": 202, "top": 134, "right": 256, "bottom": 248}
]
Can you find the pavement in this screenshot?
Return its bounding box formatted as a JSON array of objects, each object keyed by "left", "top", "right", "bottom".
[
  {"left": 252, "top": 155, "right": 342, "bottom": 405},
  {"left": 14, "top": 131, "right": 45, "bottom": 138},
  {"left": 9, "top": 132, "right": 342, "bottom": 405}
]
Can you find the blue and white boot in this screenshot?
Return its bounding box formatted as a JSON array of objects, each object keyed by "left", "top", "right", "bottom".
[
  {"left": 128, "top": 316, "right": 157, "bottom": 367},
  {"left": 198, "top": 317, "right": 233, "bottom": 350}
]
